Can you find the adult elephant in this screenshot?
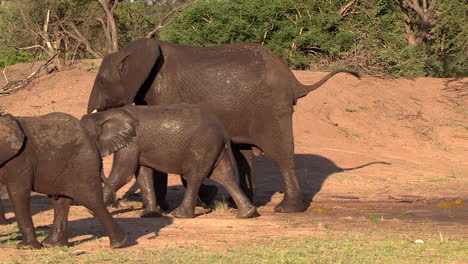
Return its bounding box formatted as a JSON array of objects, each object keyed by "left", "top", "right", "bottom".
[{"left": 87, "top": 38, "right": 360, "bottom": 213}]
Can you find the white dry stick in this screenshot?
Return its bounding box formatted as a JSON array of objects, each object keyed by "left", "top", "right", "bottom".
[{"left": 2, "top": 65, "right": 8, "bottom": 84}]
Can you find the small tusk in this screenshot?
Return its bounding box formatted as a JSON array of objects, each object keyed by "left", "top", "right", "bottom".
[
  {"left": 92, "top": 109, "right": 98, "bottom": 113},
  {"left": 132, "top": 103, "right": 135, "bottom": 105}
]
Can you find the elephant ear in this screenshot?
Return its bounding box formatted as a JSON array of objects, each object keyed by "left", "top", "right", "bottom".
[
  {"left": 0, "top": 114, "right": 25, "bottom": 165},
  {"left": 97, "top": 110, "right": 138, "bottom": 157},
  {"left": 117, "top": 38, "right": 161, "bottom": 104}
]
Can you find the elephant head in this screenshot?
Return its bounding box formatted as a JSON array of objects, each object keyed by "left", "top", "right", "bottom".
[
  {"left": 81, "top": 109, "right": 138, "bottom": 157},
  {"left": 87, "top": 38, "right": 161, "bottom": 114},
  {"left": 0, "top": 114, "right": 25, "bottom": 166}
]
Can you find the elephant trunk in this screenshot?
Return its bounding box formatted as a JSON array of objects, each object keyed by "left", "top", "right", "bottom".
[{"left": 87, "top": 86, "right": 107, "bottom": 114}]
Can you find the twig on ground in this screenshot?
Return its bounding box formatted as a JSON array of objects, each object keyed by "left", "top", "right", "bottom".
[{"left": 0, "top": 53, "right": 58, "bottom": 95}]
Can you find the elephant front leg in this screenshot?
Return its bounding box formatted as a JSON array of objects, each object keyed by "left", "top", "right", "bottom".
[
  {"left": 42, "top": 196, "right": 72, "bottom": 247},
  {"left": 6, "top": 182, "right": 41, "bottom": 249},
  {"left": 136, "top": 166, "right": 165, "bottom": 218},
  {"left": 103, "top": 147, "right": 138, "bottom": 206}
]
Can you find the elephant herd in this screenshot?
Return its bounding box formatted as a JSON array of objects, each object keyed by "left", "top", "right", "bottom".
[{"left": 0, "top": 38, "right": 359, "bottom": 249}]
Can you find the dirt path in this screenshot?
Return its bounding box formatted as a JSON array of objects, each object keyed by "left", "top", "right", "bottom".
[{"left": 0, "top": 65, "right": 466, "bottom": 257}]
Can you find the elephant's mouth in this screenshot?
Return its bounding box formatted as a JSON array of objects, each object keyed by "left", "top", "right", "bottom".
[{"left": 252, "top": 146, "right": 264, "bottom": 156}]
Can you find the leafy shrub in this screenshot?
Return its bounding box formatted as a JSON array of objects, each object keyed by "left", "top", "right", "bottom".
[
  {"left": 0, "top": 47, "right": 36, "bottom": 68},
  {"left": 161, "top": 0, "right": 467, "bottom": 77}
]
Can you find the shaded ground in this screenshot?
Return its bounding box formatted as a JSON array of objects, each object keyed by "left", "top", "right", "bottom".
[{"left": 0, "top": 63, "right": 466, "bottom": 261}]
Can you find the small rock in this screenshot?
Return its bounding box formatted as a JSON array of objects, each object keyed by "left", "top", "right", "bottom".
[
  {"left": 73, "top": 250, "right": 86, "bottom": 256},
  {"left": 414, "top": 239, "right": 424, "bottom": 244}
]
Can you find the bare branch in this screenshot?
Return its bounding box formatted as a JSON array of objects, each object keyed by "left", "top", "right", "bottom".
[
  {"left": 111, "top": 0, "right": 119, "bottom": 13},
  {"left": 98, "top": 0, "right": 119, "bottom": 53},
  {"left": 146, "top": 0, "right": 201, "bottom": 38},
  {"left": 66, "top": 22, "right": 103, "bottom": 58},
  {"left": 2, "top": 65, "right": 8, "bottom": 84}
]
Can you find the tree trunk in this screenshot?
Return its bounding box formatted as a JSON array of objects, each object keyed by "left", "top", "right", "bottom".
[
  {"left": 98, "top": 0, "right": 119, "bottom": 53},
  {"left": 395, "top": 0, "right": 438, "bottom": 46}
]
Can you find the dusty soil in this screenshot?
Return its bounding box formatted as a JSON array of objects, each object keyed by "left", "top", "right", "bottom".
[{"left": 0, "top": 63, "right": 466, "bottom": 257}]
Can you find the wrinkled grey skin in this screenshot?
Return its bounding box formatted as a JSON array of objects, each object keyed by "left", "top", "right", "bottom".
[
  {"left": 87, "top": 38, "right": 360, "bottom": 213},
  {"left": 0, "top": 113, "right": 126, "bottom": 249},
  {"left": 81, "top": 105, "right": 256, "bottom": 218}
]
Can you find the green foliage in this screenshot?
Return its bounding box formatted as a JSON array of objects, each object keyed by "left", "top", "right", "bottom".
[
  {"left": 161, "top": 0, "right": 467, "bottom": 77},
  {"left": 0, "top": 0, "right": 466, "bottom": 77},
  {"left": 426, "top": 0, "right": 468, "bottom": 77},
  {"left": 0, "top": 48, "right": 36, "bottom": 68}
]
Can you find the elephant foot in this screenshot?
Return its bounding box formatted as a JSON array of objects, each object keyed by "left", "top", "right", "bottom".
[
  {"left": 140, "top": 209, "right": 162, "bottom": 218},
  {"left": 237, "top": 205, "right": 257, "bottom": 218},
  {"left": 41, "top": 235, "right": 69, "bottom": 247},
  {"left": 197, "top": 185, "right": 218, "bottom": 208},
  {"left": 103, "top": 189, "right": 117, "bottom": 207},
  {"left": 110, "top": 232, "right": 127, "bottom": 249},
  {"left": 171, "top": 206, "right": 195, "bottom": 218},
  {"left": 274, "top": 197, "right": 308, "bottom": 213},
  {"left": 17, "top": 240, "right": 42, "bottom": 250}
]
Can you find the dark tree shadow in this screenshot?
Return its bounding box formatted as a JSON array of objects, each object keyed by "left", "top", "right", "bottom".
[{"left": 0, "top": 215, "right": 173, "bottom": 248}]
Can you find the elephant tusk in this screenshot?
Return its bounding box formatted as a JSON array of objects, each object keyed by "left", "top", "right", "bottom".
[{"left": 92, "top": 109, "right": 98, "bottom": 113}]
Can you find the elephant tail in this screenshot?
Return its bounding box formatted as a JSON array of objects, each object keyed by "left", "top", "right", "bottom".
[{"left": 294, "top": 69, "right": 360, "bottom": 102}]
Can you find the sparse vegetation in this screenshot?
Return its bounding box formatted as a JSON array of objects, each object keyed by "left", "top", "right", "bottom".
[{"left": 2, "top": 232, "right": 467, "bottom": 264}]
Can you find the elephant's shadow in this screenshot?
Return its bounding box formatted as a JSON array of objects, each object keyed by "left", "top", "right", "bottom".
[
  {"left": 239, "top": 153, "right": 388, "bottom": 207},
  {"left": 0, "top": 215, "right": 173, "bottom": 248},
  {"left": 0, "top": 193, "right": 52, "bottom": 224},
  {"left": 123, "top": 153, "right": 389, "bottom": 210}
]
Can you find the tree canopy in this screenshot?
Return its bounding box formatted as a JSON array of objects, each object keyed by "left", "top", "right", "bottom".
[{"left": 0, "top": 0, "right": 466, "bottom": 77}]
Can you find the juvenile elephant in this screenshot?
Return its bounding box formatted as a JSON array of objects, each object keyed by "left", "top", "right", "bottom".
[
  {"left": 87, "top": 38, "right": 360, "bottom": 214},
  {"left": 81, "top": 105, "right": 257, "bottom": 218},
  {"left": 0, "top": 112, "right": 126, "bottom": 249}
]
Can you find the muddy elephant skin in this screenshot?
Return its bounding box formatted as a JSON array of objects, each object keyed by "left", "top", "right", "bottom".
[
  {"left": 81, "top": 104, "right": 257, "bottom": 219},
  {"left": 0, "top": 112, "right": 126, "bottom": 249},
  {"left": 87, "top": 38, "right": 360, "bottom": 213}
]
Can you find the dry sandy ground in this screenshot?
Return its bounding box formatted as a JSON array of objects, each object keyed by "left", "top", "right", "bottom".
[{"left": 0, "top": 62, "right": 466, "bottom": 257}]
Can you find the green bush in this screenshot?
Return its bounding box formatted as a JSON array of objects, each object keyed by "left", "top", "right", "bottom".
[
  {"left": 160, "top": 0, "right": 467, "bottom": 77},
  {"left": 0, "top": 47, "right": 36, "bottom": 68}
]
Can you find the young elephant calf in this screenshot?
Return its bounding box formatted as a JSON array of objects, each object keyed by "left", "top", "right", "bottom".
[
  {"left": 81, "top": 104, "right": 256, "bottom": 218},
  {"left": 0, "top": 112, "right": 126, "bottom": 249}
]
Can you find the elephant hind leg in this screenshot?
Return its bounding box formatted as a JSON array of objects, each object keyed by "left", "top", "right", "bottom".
[
  {"left": 42, "top": 196, "right": 72, "bottom": 247},
  {"left": 257, "top": 116, "right": 307, "bottom": 213},
  {"left": 232, "top": 145, "right": 255, "bottom": 202},
  {"left": 6, "top": 180, "right": 41, "bottom": 249},
  {"left": 73, "top": 187, "right": 127, "bottom": 248},
  {"left": 0, "top": 199, "right": 7, "bottom": 225},
  {"left": 211, "top": 146, "right": 257, "bottom": 218}
]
